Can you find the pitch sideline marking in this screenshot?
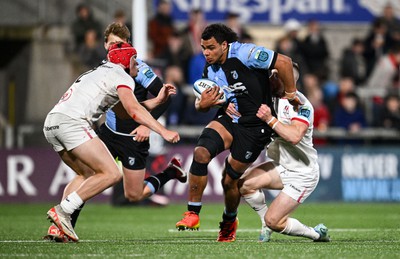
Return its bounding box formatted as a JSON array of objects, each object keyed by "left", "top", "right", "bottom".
[
  {"left": 1, "top": 228, "right": 399, "bottom": 243},
  {"left": 168, "top": 228, "right": 400, "bottom": 233}
]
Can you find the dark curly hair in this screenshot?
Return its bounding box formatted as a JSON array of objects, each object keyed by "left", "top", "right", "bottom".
[{"left": 201, "top": 23, "right": 238, "bottom": 44}]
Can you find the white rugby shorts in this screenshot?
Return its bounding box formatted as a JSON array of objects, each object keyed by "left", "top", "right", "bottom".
[
  {"left": 274, "top": 162, "right": 320, "bottom": 203},
  {"left": 43, "top": 113, "right": 97, "bottom": 152}
]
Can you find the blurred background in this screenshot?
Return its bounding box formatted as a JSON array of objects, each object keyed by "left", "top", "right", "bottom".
[{"left": 0, "top": 0, "right": 399, "bottom": 205}]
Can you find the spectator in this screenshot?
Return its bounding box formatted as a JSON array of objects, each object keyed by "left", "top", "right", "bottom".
[
  {"left": 340, "top": 38, "right": 367, "bottom": 86},
  {"left": 224, "top": 12, "right": 252, "bottom": 43},
  {"left": 276, "top": 19, "right": 307, "bottom": 86},
  {"left": 373, "top": 4, "right": 400, "bottom": 47},
  {"left": 181, "top": 9, "right": 207, "bottom": 56},
  {"left": 332, "top": 92, "right": 367, "bottom": 144},
  {"left": 113, "top": 10, "right": 132, "bottom": 40},
  {"left": 327, "top": 77, "right": 355, "bottom": 114},
  {"left": 77, "top": 29, "right": 106, "bottom": 69},
  {"left": 71, "top": 3, "right": 102, "bottom": 52},
  {"left": 363, "top": 19, "right": 391, "bottom": 78},
  {"left": 374, "top": 94, "right": 400, "bottom": 130},
  {"left": 301, "top": 20, "right": 330, "bottom": 83},
  {"left": 148, "top": 0, "right": 175, "bottom": 58},
  {"left": 158, "top": 30, "right": 192, "bottom": 82},
  {"left": 366, "top": 43, "right": 400, "bottom": 94},
  {"left": 188, "top": 51, "right": 206, "bottom": 84},
  {"left": 164, "top": 66, "right": 188, "bottom": 125},
  {"left": 307, "top": 87, "right": 330, "bottom": 145},
  {"left": 301, "top": 73, "right": 320, "bottom": 96}
]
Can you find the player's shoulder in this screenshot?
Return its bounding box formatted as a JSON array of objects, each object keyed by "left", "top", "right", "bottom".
[{"left": 229, "top": 42, "right": 257, "bottom": 57}]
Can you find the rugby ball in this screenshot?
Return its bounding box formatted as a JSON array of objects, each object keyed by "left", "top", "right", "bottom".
[{"left": 193, "top": 78, "right": 226, "bottom": 104}]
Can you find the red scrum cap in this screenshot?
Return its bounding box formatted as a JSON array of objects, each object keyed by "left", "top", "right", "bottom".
[{"left": 107, "top": 42, "right": 137, "bottom": 69}]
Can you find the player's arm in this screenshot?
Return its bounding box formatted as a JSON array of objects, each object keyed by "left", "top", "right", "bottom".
[
  {"left": 242, "top": 44, "right": 301, "bottom": 107},
  {"left": 195, "top": 86, "right": 224, "bottom": 112},
  {"left": 146, "top": 77, "right": 172, "bottom": 119},
  {"left": 140, "top": 83, "right": 176, "bottom": 111},
  {"left": 117, "top": 86, "right": 179, "bottom": 143},
  {"left": 273, "top": 53, "right": 297, "bottom": 95},
  {"left": 256, "top": 104, "right": 308, "bottom": 145}
]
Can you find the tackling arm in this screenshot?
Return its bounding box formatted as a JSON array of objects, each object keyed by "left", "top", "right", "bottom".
[
  {"left": 256, "top": 104, "right": 307, "bottom": 145},
  {"left": 117, "top": 87, "right": 179, "bottom": 142}
]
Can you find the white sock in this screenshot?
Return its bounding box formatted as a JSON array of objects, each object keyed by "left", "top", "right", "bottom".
[
  {"left": 60, "top": 191, "right": 84, "bottom": 214},
  {"left": 243, "top": 190, "right": 268, "bottom": 227},
  {"left": 280, "top": 218, "right": 319, "bottom": 240}
]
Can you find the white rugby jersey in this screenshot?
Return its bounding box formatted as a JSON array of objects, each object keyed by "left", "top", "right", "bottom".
[
  {"left": 267, "top": 92, "right": 318, "bottom": 171},
  {"left": 50, "top": 62, "right": 135, "bottom": 124}
]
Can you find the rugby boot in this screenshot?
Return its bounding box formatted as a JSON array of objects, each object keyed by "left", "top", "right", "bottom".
[
  {"left": 217, "top": 218, "right": 239, "bottom": 242},
  {"left": 168, "top": 157, "right": 187, "bottom": 183},
  {"left": 43, "top": 224, "right": 71, "bottom": 243},
  {"left": 47, "top": 205, "right": 79, "bottom": 242},
  {"left": 176, "top": 211, "right": 200, "bottom": 231},
  {"left": 314, "top": 223, "right": 331, "bottom": 242}
]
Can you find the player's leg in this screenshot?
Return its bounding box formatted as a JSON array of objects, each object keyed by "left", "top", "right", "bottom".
[
  {"left": 122, "top": 159, "right": 186, "bottom": 202},
  {"left": 68, "top": 137, "right": 122, "bottom": 201},
  {"left": 239, "top": 161, "right": 283, "bottom": 242},
  {"left": 266, "top": 192, "right": 322, "bottom": 240},
  {"left": 60, "top": 157, "right": 95, "bottom": 227},
  {"left": 217, "top": 155, "right": 249, "bottom": 242},
  {"left": 266, "top": 166, "right": 330, "bottom": 242},
  {"left": 217, "top": 121, "right": 271, "bottom": 242},
  {"left": 48, "top": 137, "right": 122, "bottom": 241},
  {"left": 176, "top": 120, "right": 231, "bottom": 230}
]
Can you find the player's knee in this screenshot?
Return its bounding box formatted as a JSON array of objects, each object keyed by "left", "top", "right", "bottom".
[
  {"left": 196, "top": 128, "right": 225, "bottom": 160},
  {"left": 238, "top": 178, "right": 253, "bottom": 196},
  {"left": 193, "top": 146, "right": 212, "bottom": 164},
  {"left": 109, "top": 171, "right": 122, "bottom": 185},
  {"left": 124, "top": 189, "right": 143, "bottom": 202},
  {"left": 265, "top": 214, "right": 285, "bottom": 232}
]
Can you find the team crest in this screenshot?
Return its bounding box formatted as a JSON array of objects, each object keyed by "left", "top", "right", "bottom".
[
  {"left": 255, "top": 50, "right": 269, "bottom": 62},
  {"left": 245, "top": 151, "right": 253, "bottom": 160},
  {"left": 231, "top": 70, "right": 238, "bottom": 79},
  {"left": 128, "top": 157, "right": 135, "bottom": 166}
]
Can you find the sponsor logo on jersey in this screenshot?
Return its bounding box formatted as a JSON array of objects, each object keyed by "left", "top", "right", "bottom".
[
  {"left": 255, "top": 50, "right": 269, "bottom": 62},
  {"left": 44, "top": 126, "right": 59, "bottom": 131},
  {"left": 128, "top": 157, "right": 135, "bottom": 166},
  {"left": 227, "top": 82, "right": 247, "bottom": 93},
  {"left": 289, "top": 184, "right": 301, "bottom": 193},
  {"left": 143, "top": 68, "right": 154, "bottom": 78},
  {"left": 299, "top": 107, "right": 311, "bottom": 119}
]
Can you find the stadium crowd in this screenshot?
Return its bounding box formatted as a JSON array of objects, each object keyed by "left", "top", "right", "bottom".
[{"left": 61, "top": 1, "right": 399, "bottom": 148}]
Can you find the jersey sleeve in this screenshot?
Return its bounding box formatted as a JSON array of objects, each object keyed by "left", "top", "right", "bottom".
[
  {"left": 134, "top": 59, "right": 157, "bottom": 89},
  {"left": 291, "top": 93, "right": 313, "bottom": 126},
  {"left": 114, "top": 67, "right": 136, "bottom": 91},
  {"left": 234, "top": 42, "right": 276, "bottom": 70}
]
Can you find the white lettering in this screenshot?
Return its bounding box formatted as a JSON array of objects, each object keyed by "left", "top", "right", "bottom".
[
  {"left": 49, "top": 162, "right": 75, "bottom": 195},
  {"left": 317, "top": 154, "right": 333, "bottom": 180},
  {"left": 0, "top": 180, "right": 4, "bottom": 195},
  {"left": 173, "top": 0, "right": 352, "bottom": 24},
  {"left": 342, "top": 154, "right": 398, "bottom": 179},
  {"left": 7, "top": 155, "right": 37, "bottom": 196}
]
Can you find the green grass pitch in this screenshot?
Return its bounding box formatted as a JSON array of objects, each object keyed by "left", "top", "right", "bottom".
[{"left": 0, "top": 202, "right": 399, "bottom": 258}]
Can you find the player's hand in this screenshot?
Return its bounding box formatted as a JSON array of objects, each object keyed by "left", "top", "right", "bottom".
[
  {"left": 161, "top": 129, "right": 180, "bottom": 144},
  {"left": 131, "top": 125, "right": 150, "bottom": 142},
  {"left": 198, "top": 86, "right": 225, "bottom": 109},
  {"left": 256, "top": 104, "right": 273, "bottom": 122},
  {"left": 284, "top": 91, "right": 304, "bottom": 111},
  {"left": 225, "top": 102, "right": 241, "bottom": 119},
  {"left": 157, "top": 83, "right": 176, "bottom": 104}
]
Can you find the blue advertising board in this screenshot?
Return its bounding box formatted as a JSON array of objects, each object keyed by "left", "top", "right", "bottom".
[
  {"left": 0, "top": 146, "right": 399, "bottom": 203},
  {"left": 165, "top": 0, "right": 395, "bottom": 24}
]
